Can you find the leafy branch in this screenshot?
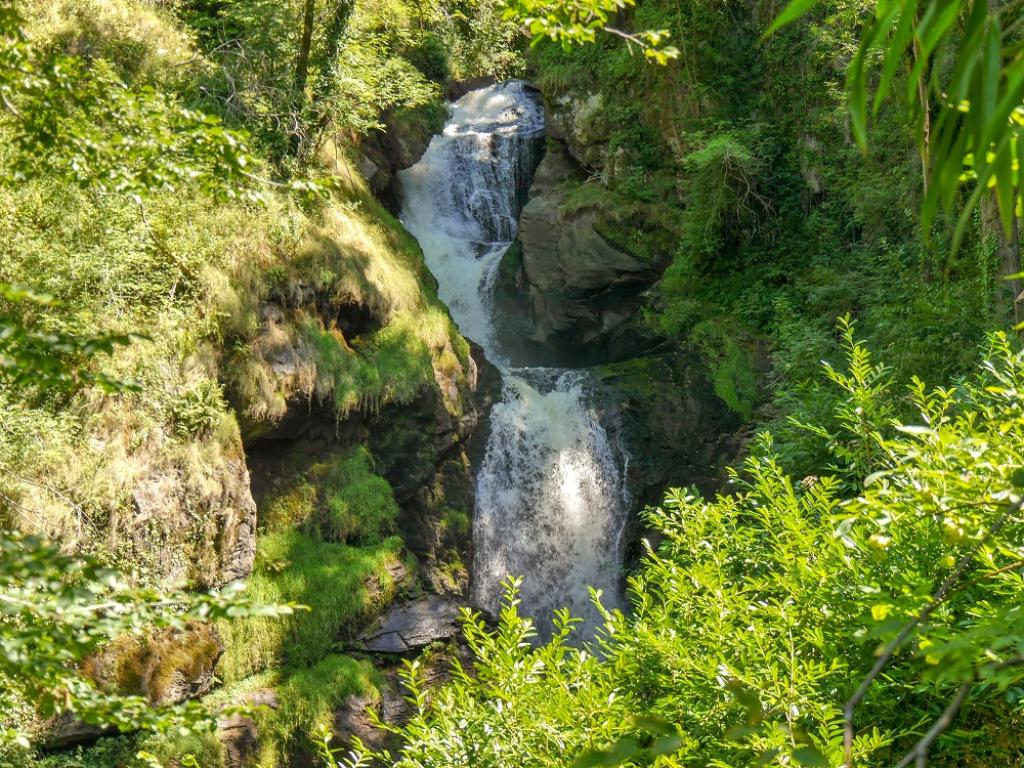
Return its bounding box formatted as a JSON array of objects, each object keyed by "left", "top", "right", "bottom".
[
  {"left": 0, "top": 531, "right": 298, "bottom": 748},
  {"left": 0, "top": 284, "right": 140, "bottom": 395},
  {"left": 501, "top": 0, "right": 680, "bottom": 63},
  {"left": 842, "top": 499, "right": 1019, "bottom": 767}
]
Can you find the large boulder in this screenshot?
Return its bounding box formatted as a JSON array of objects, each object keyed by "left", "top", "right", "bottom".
[
  {"left": 546, "top": 92, "right": 611, "bottom": 171},
  {"left": 495, "top": 144, "right": 660, "bottom": 366},
  {"left": 593, "top": 349, "right": 741, "bottom": 506}
]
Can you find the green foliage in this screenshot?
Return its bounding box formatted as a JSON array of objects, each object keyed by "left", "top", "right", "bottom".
[
  {"left": 0, "top": 531, "right": 293, "bottom": 750},
  {"left": 0, "top": 284, "right": 138, "bottom": 395},
  {"left": 349, "top": 333, "right": 1024, "bottom": 768},
  {"left": 330, "top": 579, "right": 631, "bottom": 768},
  {"left": 769, "top": 0, "right": 1024, "bottom": 253},
  {"left": 185, "top": 0, "right": 443, "bottom": 155},
  {"left": 0, "top": 3, "right": 263, "bottom": 201},
  {"left": 781, "top": 315, "right": 896, "bottom": 486},
  {"left": 26, "top": 734, "right": 144, "bottom": 768},
  {"left": 678, "top": 128, "right": 772, "bottom": 268},
  {"left": 263, "top": 446, "right": 399, "bottom": 545},
  {"left": 690, "top": 320, "right": 760, "bottom": 419},
  {"left": 405, "top": 33, "right": 450, "bottom": 82},
  {"left": 436, "top": 0, "right": 526, "bottom": 79},
  {"left": 169, "top": 379, "right": 228, "bottom": 438},
  {"left": 257, "top": 654, "right": 378, "bottom": 761}
]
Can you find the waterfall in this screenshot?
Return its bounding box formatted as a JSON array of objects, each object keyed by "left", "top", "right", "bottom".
[{"left": 398, "top": 81, "right": 628, "bottom": 638}]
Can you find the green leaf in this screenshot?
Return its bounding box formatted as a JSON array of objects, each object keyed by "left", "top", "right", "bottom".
[
  {"left": 793, "top": 746, "right": 830, "bottom": 767},
  {"left": 763, "top": 0, "right": 819, "bottom": 37}
]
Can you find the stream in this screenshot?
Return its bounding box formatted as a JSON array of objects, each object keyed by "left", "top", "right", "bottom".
[{"left": 398, "top": 81, "right": 629, "bottom": 638}]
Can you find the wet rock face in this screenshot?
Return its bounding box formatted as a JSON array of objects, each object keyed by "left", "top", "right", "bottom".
[
  {"left": 593, "top": 350, "right": 741, "bottom": 506},
  {"left": 494, "top": 144, "right": 660, "bottom": 367},
  {"left": 367, "top": 387, "right": 479, "bottom": 596}
]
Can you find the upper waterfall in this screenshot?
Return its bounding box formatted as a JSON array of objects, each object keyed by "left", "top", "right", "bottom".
[
  {"left": 399, "top": 81, "right": 544, "bottom": 360},
  {"left": 398, "top": 81, "right": 628, "bottom": 639}
]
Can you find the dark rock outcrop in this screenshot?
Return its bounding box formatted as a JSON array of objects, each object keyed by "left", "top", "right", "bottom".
[
  {"left": 367, "top": 391, "right": 478, "bottom": 595},
  {"left": 360, "top": 104, "right": 447, "bottom": 212},
  {"left": 594, "top": 349, "right": 741, "bottom": 506},
  {"left": 353, "top": 594, "right": 463, "bottom": 654},
  {"left": 219, "top": 689, "right": 278, "bottom": 768},
  {"left": 333, "top": 643, "right": 472, "bottom": 753}
]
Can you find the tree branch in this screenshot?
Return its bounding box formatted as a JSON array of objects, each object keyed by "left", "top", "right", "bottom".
[
  {"left": 842, "top": 501, "right": 1019, "bottom": 767},
  {"left": 893, "top": 655, "right": 1024, "bottom": 768},
  {"left": 893, "top": 680, "right": 973, "bottom": 768}
]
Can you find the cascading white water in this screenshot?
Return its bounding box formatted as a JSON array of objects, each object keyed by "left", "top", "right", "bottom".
[{"left": 399, "top": 81, "right": 628, "bottom": 638}]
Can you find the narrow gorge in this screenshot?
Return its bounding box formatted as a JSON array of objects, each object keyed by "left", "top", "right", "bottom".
[{"left": 399, "top": 81, "right": 630, "bottom": 636}]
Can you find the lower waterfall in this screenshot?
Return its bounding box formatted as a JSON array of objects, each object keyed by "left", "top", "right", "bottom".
[{"left": 398, "top": 81, "right": 628, "bottom": 638}]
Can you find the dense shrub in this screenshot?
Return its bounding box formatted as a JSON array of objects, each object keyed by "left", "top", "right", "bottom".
[{"left": 338, "top": 332, "right": 1024, "bottom": 768}]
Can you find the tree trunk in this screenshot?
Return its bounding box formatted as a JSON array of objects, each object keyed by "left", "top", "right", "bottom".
[
  {"left": 292, "top": 0, "right": 317, "bottom": 152},
  {"left": 981, "top": 192, "right": 1023, "bottom": 325},
  {"left": 300, "top": 0, "right": 354, "bottom": 157},
  {"left": 1005, "top": 218, "right": 1023, "bottom": 328}
]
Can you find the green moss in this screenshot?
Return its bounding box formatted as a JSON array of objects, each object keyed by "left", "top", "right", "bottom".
[
  {"left": 261, "top": 445, "right": 400, "bottom": 545},
  {"left": 254, "top": 655, "right": 379, "bottom": 763},
  {"left": 319, "top": 447, "right": 400, "bottom": 545},
  {"left": 300, "top": 311, "right": 438, "bottom": 417},
  {"left": 560, "top": 179, "right": 680, "bottom": 265},
  {"left": 263, "top": 480, "right": 319, "bottom": 533},
  {"left": 82, "top": 624, "right": 222, "bottom": 705},
  {"left": 441, "top": 506, "right": 470, "bottom": 542},
  {"left": 691, "top": 321, "right": 760, "bottom": 420},
  {"left": 217, "top": 530, "right": 403, "bottom": 682}
]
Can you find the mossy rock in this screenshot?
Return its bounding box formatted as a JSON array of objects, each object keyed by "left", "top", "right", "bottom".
[
  {"left": 82, "top": 623, "right": 224, "bottom": 706},
  {"left": 593, "top": 348, "right": 741, "bottom": 503},
  {"left": 690, "top": 320, "right": 768, "bottom": 421}
]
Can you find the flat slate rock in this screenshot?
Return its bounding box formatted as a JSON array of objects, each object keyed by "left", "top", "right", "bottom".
[{"left": 355, "top": 595, "right": 462, "bottom": 653}]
